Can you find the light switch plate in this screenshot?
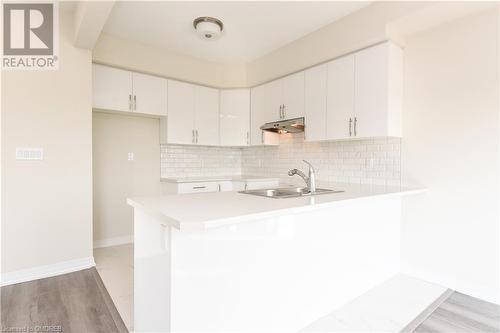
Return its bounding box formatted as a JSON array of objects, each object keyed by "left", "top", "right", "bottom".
[
  {"left": 16, "top": 147, "right": 43, "bottom": 160},
  {"left": 128, "top": 152, "right": 134, "bottom": 161}
]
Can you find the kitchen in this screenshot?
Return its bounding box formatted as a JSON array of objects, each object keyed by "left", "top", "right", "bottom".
[{"left": 2, "top": 1, "right": 500, "bottom": 333}]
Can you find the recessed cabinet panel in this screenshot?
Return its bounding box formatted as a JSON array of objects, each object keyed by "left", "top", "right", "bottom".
[
  {"left": 194, "top": 86, "right": 220, "bottom": 146},
  {"left": 304, "top": 64, "right": 327, "bottom": 142},
  {"left": 282, "top": 71, "right": 305, "bottom": 120},
  {"left": 354, "top": 43, "right": 389, "bottom": 138},
  {"left": 133, "top": 72, "right": 167, "bottom": 116},
  {"left": 268, "top": 80, "right": 284, "bottom": 121},
  {"left": 220, "top": 89, "right": 250, "bottom": 146},
  {"left": 167, "top": 80, "right": 195, "bottom": 145},
  {"left": 93, "top": 64, "right": 132, "bottom": 112},
  {"left": 250, "top": 84, "right": 279, "bottom": 146},
  {"left": 327, "top": 54, "right": 355, "bottom": 140}
]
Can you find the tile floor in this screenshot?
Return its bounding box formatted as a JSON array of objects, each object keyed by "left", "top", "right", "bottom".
[
  {"left": 94, "top": 244, "right": 134, "bottom": 332},
  {"left": 94, "top": 243, "right": 451, "bottom": 333}
]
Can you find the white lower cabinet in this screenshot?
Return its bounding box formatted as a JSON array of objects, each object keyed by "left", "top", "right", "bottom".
[
  {"left": 162, "top": 179, "right": 279, "bottom": 194},
  {"left": 178, "top": 182, "right": 219, "bottom": 194}
]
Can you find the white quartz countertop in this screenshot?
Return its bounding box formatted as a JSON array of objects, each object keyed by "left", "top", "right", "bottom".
[
  {"left": 160, "top": 175, "right": 279, "bottom": 183},
  {"left": 127, "top": 182, "right": 426, "bottom": 230}
]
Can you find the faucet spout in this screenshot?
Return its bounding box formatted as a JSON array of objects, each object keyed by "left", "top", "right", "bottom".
[{"left": 287, "top": 160, "right": 317, "bottom": 193}]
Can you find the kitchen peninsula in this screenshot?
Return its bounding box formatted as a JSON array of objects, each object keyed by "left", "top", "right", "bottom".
[{"left": 127, "top": 183, "right": 425, "bottom": 332}]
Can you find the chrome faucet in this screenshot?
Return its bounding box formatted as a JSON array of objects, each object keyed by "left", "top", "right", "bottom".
[{"left": 288, "top": 160, "right": 316, "bottom": 193}]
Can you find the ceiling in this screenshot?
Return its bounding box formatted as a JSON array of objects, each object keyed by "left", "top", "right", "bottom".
[{"left": 102, "top": 1, "right": 371, "bottom": 64}]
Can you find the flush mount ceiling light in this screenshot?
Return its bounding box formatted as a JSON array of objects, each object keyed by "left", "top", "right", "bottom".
[{"left": 193, "top": 16, "right": 224, "bottom": 41}]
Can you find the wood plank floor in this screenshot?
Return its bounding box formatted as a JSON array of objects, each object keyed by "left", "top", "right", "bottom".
[
  {"left": 414, "top": 292, "right": 500, "bottom": 333},
  {"left": 2, "top": 267, "right": 499, "bottom": 333},
  {"left": 1, "top": 268, "right": 128, "bottom": 333}
]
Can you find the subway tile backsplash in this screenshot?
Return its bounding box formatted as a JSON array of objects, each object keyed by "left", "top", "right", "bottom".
[
  {"left": 241, "top": 134, "right": 401, "bottom": 186},
  {"left": 161, "top": 134, "right": 401, "bottom": 186},
  {"left": 161, "top": 145, "right": 242, "bottom": 178}
]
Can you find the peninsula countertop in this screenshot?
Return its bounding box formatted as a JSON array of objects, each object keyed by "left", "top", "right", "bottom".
[{"left": 127, "top": 182, "right": 426, "bottom": 230}]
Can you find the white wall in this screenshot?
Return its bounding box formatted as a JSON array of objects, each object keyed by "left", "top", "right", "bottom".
[
  {"left": 401, "top": 8, "right": 500, "bottom": 304},
  {"left": 93, "top": 33, "right": 247, "bottom": 88},
  {"left": 246, "top": 2, "right": 429, "bottom": 86},
  {"left": 1, "top": 8, "right": 93, "bottom": 274},
  {"left": 93, "top": 112, "right": 162, "bottom": 246}
]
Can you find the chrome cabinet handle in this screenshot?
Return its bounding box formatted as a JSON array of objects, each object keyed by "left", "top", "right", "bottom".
[
  {"left": 279, "top": 105, "right": 283, "bottom": 119},
  {"left": 246, "top": 131, "right": 250, "bottom": 145},
  {"left": 129, "top": 94, "right": 132, "bottom": 110},
  {"left": 192, "top": 129, "right": 195, "bottom": 143},
  {"left": 133, "top": 95, "right": 137, "bottom": 110},
  {"left": 196, "top": 130, "right": 199, "bottom": 143},
  {"left": 193, "top": 186, "right": 206, "bottom": 189},
  {"left": 218, "top": 184, "right": 221, "bottom": 192},
  {"left": 354, "top": 117, "right": 357, "bottom": 136},
  {"left": 261, "top": 131, "right": 264, "bottom": 144},
  {"left": 349, "top": 118, "right": 352, "bottom": 136},
  {"left": 283, "top": 104, "right": 286, "bottom": 119}
]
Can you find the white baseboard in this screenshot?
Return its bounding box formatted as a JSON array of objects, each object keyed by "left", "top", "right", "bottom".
[
  {"left": 1, "top": 256, "right": 96, "bottom": 287},
  {"left": 93, "top": 235, "right": 133, "bottom": 249}
]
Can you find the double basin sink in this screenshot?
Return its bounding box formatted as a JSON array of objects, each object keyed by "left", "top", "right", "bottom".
[{"left": 239, "top": 187, "right": 344, "bottom": 199}]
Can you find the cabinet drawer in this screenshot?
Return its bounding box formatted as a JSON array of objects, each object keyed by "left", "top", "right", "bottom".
[{"left": 178, "top": 182, "right": 219, "bottom": 194}]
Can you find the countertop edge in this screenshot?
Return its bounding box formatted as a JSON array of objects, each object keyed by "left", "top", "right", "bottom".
[{"left": 128, "top": 188, "right": 427, "bottom": 231}]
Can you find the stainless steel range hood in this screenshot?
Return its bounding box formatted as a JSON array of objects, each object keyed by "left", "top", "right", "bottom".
[{"left": 260, "top": 117, "right": 305, "bottom": 134}]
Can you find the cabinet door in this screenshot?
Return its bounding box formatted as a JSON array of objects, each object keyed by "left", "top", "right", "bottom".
[
  {"left": 250, "top": 84, "right": 268, "bottom": 145},
  {"left": 282, "top": 71, "right": 305, "bottom": 119},
  {"left": 304, "top": 64, "right": 327, "bottom": 142},
  {"left": 132, "top": 72, "right": 167, "bottom": 116},
  {"left": 194, "top": 86, "right": 219, "bottom": 146},
  {"left": 354, "top": 43, "right": 389, "bottom": 138},
  {"left": 250, "top": 84, "right": 279, "bottom": 145},
  {"left": 220, "top": 89, "right": 250, "bottom": 146},
  {"left": 268, "top": 79, "right": 284, "bottom": 121},
  {"left": 92, "top": 64, "right": 132, "bottom": 112},
  {"left": 167, "top": 80, "right": 195, "bottom": 144},
  {"left": 326, "top": 55, "right": 355, "bottom": 140}
]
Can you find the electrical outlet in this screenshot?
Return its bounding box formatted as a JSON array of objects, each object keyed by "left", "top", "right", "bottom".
[
  {"left": 16, "top": 148, "right": 43, "bottom": 160},
  {"left": 128, "top": 152, "right": 134, "bottom": 161}
]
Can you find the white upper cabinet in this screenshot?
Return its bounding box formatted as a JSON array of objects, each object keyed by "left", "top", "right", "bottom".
[
  {"left": 165, "top": 81, "right": 220, "bottom": 146},
  {"left": 266, "top": 72, "right": 305, "bottom": 121},
  {"left": 250, "top": 83, "right": 279, "bottom": 146},
  {"left": 194, "top": 86, "right": 219, "bottom": 146},
  {"left": 326, "top": 54, "right": 355, "bottom": 140},
  {"left": 92, "top": 64, "right": 167, "bottom": 116},
  {"left": 325, "top": 42, "right": 402, "bottom": 140},
  {"left": 132, "top": 72, "right": 167, "bottom": 116},
  {"left": 166, "top": 80, "right": 195, "bottom": 145},
  {"left": 282, "top": 71, "right": 305, "bottom": 120},
  {"left": 93, "top": 64, "right": 132, "bottom": 113},
  {"left": 304, "top": 64, "right": 327, "bottom": 142},
  {"left": 354, "top": 42, "right": 402, "bottom": 138},
  {"left": 220, "top": 89, "right": 250, "bottom": 146}
]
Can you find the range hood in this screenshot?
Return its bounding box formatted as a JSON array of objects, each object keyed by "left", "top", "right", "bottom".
[{"left": 260, "top": 117, "right": 305, "bottom": 134}]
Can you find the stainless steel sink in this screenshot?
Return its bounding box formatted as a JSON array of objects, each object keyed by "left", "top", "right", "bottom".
[{"left": 238, "top": 187, "right": 344, "bottom": 199}]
